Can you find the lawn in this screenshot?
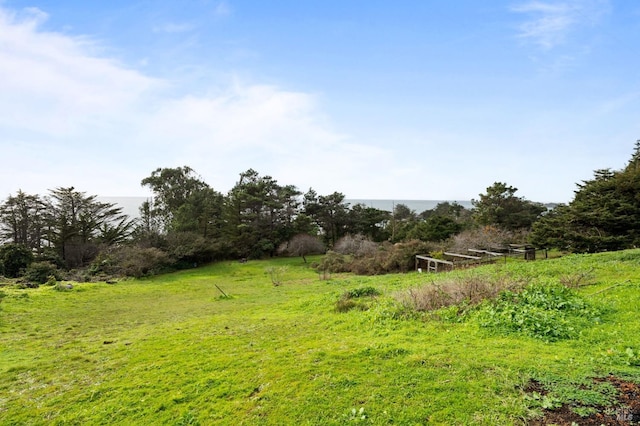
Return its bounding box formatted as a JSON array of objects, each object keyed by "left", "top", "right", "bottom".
[{"left": 1, "top": 251, "right": 639, "bottom": 425}]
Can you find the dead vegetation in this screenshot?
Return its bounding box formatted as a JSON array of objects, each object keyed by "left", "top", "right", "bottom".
[{"left": 397, "top": 273, "right": 527, "bottom": 313}]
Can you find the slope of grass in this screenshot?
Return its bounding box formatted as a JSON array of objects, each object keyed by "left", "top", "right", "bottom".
[{"left": 1, "top": 252, "right": 639, "bottom": 425}]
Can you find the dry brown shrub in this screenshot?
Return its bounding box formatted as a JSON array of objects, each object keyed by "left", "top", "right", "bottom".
[
  {"left": 448, "top": 226, "right": 530, "bottom": 253},
  {"left": 398, "top": 274, "right": 526, "bottom": 312},
  {"left": 334, "top": 234, "right": 378, "bottom": 257}
]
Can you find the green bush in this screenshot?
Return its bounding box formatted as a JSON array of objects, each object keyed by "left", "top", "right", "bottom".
[
  {"left": 320, "top": 240, "right": 434, "bottom": 276},
  {"left": 316, "top": 251, "right": 349, "bottom": 274},
  {"left": 0, "top": 244, "right": 33, "bottom": 278},
  {"left": 344, "top": 286, "right": 381, "bottom": 298},
  {"left": 24, "top": 262, "right": 62, "bottom": 285},
  {"left": 91, "top": 245, "right": 171, "bottom": 278}
]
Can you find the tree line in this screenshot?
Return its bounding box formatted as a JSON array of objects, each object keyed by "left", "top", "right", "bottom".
[{"left": 1, "top": 141, "right": 639, "bottom": 280}]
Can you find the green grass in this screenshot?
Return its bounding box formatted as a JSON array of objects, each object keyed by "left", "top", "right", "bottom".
[{"left": 1, "top": 251, "right": 639, "bottom": 425}]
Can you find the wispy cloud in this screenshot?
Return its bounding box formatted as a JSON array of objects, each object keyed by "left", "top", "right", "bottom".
[
  {"left": 0, "top": 5, "right": 393, "bottom": 198},
  {"left": 511, "top": 0, "right": 609, "bottom": 49},
  {"left": 152, "top": 22, "right": 195, "bottom": 34},
  {"left": 213, "top": 1, "right": 232, "bottom": 18}
]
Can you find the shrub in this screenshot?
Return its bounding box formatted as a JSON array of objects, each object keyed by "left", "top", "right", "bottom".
[
  {"left": 162, "top": 232, "right": 219, "bottom": 267},
  {"left": 344, "top": 286, "right": 381, "bottom": 298},
  {"left": 278, "top": 234, "right": 325, "bottom": 262},
  {"left": 350, "top": 256, "right": 385, "bottom": 275},
  {"left": 316, "top": 251, "right": 349, "bottom": 275},
  {"left": 318, "top": 239, "right": 434, "bottom": 276},
  {"left": 24, "top": 261, "right": 62, "bottom": 285},
  {"left": 91, "top": 245, "right": 171, "bottom": 278},
  {"left": 265, "top": 266, "right": 288, "bottom": 286},
  {"left": 448, "top": 226, "right": 529, "bottom": 253},
  {"left": 0, "top": 243, "right": 33, "bottom": 278},
  {"left": 334, "top": 235, "right": 378, "bottom": 258},
  {"left": 53, "top": 281, "right": 73, "bottom": 291},
  {"left": 398, "top": 274, "right": 524, "bottom": 314}
]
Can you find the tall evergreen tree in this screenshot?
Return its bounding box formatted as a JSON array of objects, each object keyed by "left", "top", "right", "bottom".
[
  {"left": 0, "top": 190, "right": 47, "bottom": 252},
  {"left": 47, "top": 187, "right": 130, "bottom": 267},
  {"left": 531, "top": 142, "right": 640, "bottom": 252},
  {"left": 224, "top": 169, "right": 300, "bottom": 258},
  {"left": 302, "top": 190, "right": 350, "bottom": 246},
  {"left": 472, "top": 182, "right": 545, "bottom": 230},
  {"left": 140, "top": 166, "right": 211, "bottom": 232}
]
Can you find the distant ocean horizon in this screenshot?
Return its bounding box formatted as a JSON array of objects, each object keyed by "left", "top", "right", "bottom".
[
  {"left": 346, "top": 199, "right": 474, "bottom": 213},
  {"left": 99, "top": 197, "right": 475, "bottom": 219}
]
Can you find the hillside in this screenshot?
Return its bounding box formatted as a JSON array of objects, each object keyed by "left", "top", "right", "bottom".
[{"left": 1, "top": 251, "right": 639, "bottom": 424}]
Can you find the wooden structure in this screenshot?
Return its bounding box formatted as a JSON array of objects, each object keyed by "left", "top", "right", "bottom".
[
  {"left": 508, "top": 244, "right": 539, "bottom": 260},
  {"left": 415, "top": 252, "right": 484, "bottom": 273},
  {"left": 416, "top": 245, "right": 545, "bottom": 273},
  {"left": 468, "top": 248, "right": 505, "bottom": 257},
  {"left": 415, "top": 255, "right": 453, "bottom": 273}
]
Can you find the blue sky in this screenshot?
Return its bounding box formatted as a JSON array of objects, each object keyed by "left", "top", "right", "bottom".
[{"left": 1, "top": 0, "right": 639, "bottom": 203}]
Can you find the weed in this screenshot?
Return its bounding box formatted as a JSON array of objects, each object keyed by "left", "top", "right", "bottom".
[
  {"left": 176, "top": 411, "right": 200, "bottom": 425},
  {"left": 335, "top": 286, "right": 381, "bottom": 312},
  {"left": 345, "top": 407, "right": 367, "bottom": 421},
  {"left": 265, "top": 266, "right": 288, "bottom": 286},
  {"left": 526, "top": 391, "right": 563, "bottom": 410},
  {"left": 476, "top": 282, "right": 600, "bottom": 341},
  {"left": 558, "top": 269, "right": 595, "bottom": 288},
  {"left": 344, "top": 286, "right": 381, "bottom": 298},
  {"left": 625, "top": 348, "right": 640, "bottom": 366}
]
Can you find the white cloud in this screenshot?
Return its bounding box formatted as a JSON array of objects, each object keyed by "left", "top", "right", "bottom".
[
  {"left": 0, "top": 7, "right": 159, "bottom": 137},
  {"left": 213, "top": 1, "right": 232, "bottom": 18},
  {"left": 511, "top": 0, "right": 609, "bottom": 49},
  {"left": 0, "top": 5, "right": 392, "bottom": 199},
  {"left": 152, "top": 22, "right": 196, "bottom": 34}
]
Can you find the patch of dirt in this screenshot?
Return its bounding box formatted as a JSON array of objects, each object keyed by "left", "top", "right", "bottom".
[{"left": 527, "top": 376, "right": 640, "bottom": 425}]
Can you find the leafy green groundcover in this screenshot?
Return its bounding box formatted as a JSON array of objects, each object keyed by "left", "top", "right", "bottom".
[{"left": 475, "top": 282, "right": 603, "bottom": 341}]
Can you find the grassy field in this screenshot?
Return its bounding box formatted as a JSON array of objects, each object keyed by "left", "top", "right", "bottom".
[{"left": 1, "top": 251, "right": 640, "bottom": 425}]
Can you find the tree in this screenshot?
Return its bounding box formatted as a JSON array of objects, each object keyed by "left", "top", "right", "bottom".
[
  {"left": 224, "top": 169, "right": 301, "bottom": 258},
  {"left": 531, "top": 142, "right": 640, "bottom": 252},
  {"left": 279, "top": 234, "right": 325, "bottom": 263},
  {"left": 531, "top": 168, "right": 640, "bottom": 252},
  {"left": 472, "top": 182, "right": 545, "bottom": 230},
  {"left": 303, "top": 190, "right": 350, "bottom": 246},
  {"left": 407, "top": 215, "right": 463, "bottom": 242},
  {"left": 420, "top": 201, "right": 470, "bottom": 222},
  {"left": 389, "top": 203, "right": 417, "bottom": 242},
  {"left": 393, "top": 203, "right": 416, "bottom": 221},
  {"left": 172, "top": 187, "right": 225, "bottom": 238},
  {"left": 0, "top": 191, "right": 47, "bottom": 252},
  {"left": 141, "top": 166, "right": 210, "bottom": 232},
  {"left": 47, "top": 187, "right": 130, "bottom": 268},
  {"left": 347, "top": 204, "right": 391, "bottom": 242},
  {"left": 138, "top": 167, "right": 227, "bottom": 264}
]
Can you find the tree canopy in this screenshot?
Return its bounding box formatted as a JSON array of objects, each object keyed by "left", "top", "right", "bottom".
[
  {"left": 5, "top": 141, "right": 640, "bottom": 279},
  {"left": 531, "top": 142, "right": 640, "bottom": 252},
  {"left": 472, "top": 182, "right": 546, "bottom": 231}
]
